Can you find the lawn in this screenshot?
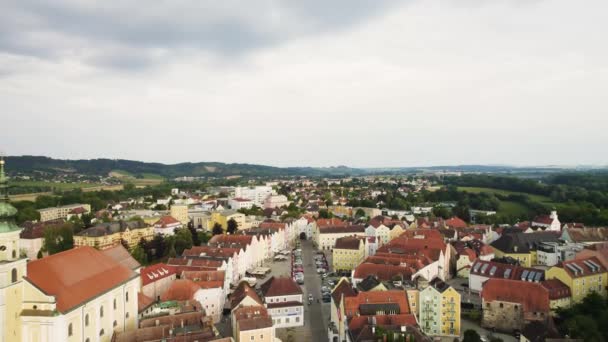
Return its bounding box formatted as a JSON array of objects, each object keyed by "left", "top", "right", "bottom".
[
  {"left": 498, "top": 200, "right": 532, "bottom": 218},
  {"left": 457, "top": 186, "right": 552, "bottom": 203}
]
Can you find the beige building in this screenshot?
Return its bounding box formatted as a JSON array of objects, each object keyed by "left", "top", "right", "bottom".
[
  {"left": 21, "top": 246, "right": 140, "bottom": 342},
  {"left": 170, "top": 204, "right": 189, "bottom": 225},
  {"left": 74, "top": 221, "right": 154, "bottom": 250},
  {"left": 0, "top": 158, "right": 27, "bottom": 342},
  {"left": 38, "top": 203, "right": 91, "bottom": 222},
  {"left": 316, "top": 225, "right": 366, "bottom": 250},
  {"left": 233, "top": 306, "right": 274, "bottom": 342}
]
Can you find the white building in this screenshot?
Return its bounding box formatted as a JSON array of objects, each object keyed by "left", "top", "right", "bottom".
[
  {"left": 21, "top": 246, "right": 139, "bottom": 342},
  {"left": 235, "top": 186, "right": 273, "bottom": 206},
  {"left": 153, "top": 215, "right": 183, "bottom": 236},
  {"left": 261, "top": 277, "right": 304, "bottom": 328},
  {"left": 228, "top": 198, "right": 254, "bottom": 210},
  {"left": 263, "top": 195, "right": 290, "bottom": 209}
]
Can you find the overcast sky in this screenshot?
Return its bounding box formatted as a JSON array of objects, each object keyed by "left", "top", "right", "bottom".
[{"left": 1, "top": 0, "right": 607, "bottom": 168}]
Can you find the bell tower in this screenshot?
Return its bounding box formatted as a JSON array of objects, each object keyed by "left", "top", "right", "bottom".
[{"left": 0, "top": 157, "right": 26, "bottom": 342}]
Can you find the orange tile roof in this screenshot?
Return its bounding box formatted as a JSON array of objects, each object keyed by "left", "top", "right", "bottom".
[
  {"left": 154, "top": 215, "right": 181, "bottom": 228},
  {"left": 233, "top": 306, "right": 273, "bottom": 331},
  {"left": 446, "top": 216, "right": 467, "bottom": 229},
  {"left": 138, "top": 292, "right": 155, "bottom": 313},
  {"left": 25, "top": 246, "right": 137, "bottom": 313},
  {"left": 231, "top": 282, "right": 263, "bottom": 309},
  {"left": 160, "top": 279, "right": 201, "bottom": 302}
]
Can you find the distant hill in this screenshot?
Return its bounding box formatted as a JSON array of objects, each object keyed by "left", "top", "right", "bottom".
[
  {"left": 5, "top": 156, "right": 368, "bottom": 178},
  {"left": 6, "top": 156, "right": 603, "bottom": 179}
]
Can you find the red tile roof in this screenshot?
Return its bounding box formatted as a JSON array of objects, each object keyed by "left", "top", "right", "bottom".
[
  {"left": 25, "top": 246, "right": 137, "bottom": 313},
  {"left": 481, "top": 279, "right": 550, "bottom": 313},
  {"left": 541, "top": 279, "right": 571, "bottom": 300},
  {"left": 317, "top": 218, "right": 345, "bottom": 227},
  {"left": 141, "top": 263, "right": 177, "bottom": 286},
  {"left": 446, "top": 216, "right": 467, "bottom": 229},
  {"left": 331, "top": 278, "right": 357, "bottom": 306},
  {"left": 260, "top": 276, "right": 302, "bottom": 297},
  {"left": 344, "top": 290, "right": 410, "bottom": 317},
  {"left": 320, "top": 225, "right": 365, "bottom": 234}
]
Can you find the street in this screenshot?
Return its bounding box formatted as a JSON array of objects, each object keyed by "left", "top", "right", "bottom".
[{"left": 276, "top": 239, "right": 330, "bottom": 342}]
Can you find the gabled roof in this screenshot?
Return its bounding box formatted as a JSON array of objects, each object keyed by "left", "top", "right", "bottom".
[
  {"left": 344, "top": 290, "right": 410, "bottom": 317},
  {"left": 320, "top": 225, "right": 365, "bottom": 234},
  {"left": 331, "top": 278, "right": 357, "bottom": 306},
  {"left": 481, "top": 278, "right": 550, "bottom": 313},
  {"left": 470, "top": 259, "right": 544, "bottom": 282},
  {"left": 25, "top": 246, "right": 137, "bottom": 313},
  {"left": 260, "top": 276, "right": 302, "bottom": 297},
  {"left": 540, "top": 279, "right": 571, "bottom": 300},
  {"left": 233, "top": 306, "right": 273, "bottom": 331},
  {"left": 353, "top": 263, "right": 413, "bottom": 282},
  {"left": 231, "top": 282, "right": 263, "bottom": 309}
]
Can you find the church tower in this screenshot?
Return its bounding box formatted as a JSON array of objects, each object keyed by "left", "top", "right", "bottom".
[{"left": 0, "top": 157, "right": 26, "bottom": 342}]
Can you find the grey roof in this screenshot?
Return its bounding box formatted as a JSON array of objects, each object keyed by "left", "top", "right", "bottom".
[{"left": 491, "top": 232, "right": 560, "bottom": 253}]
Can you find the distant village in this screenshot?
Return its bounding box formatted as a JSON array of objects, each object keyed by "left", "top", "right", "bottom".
[{"left": 1, "top": 158, "right": 607, "bottom": 342}]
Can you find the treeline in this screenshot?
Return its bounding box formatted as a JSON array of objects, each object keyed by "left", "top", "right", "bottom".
[{"left": 444, "top": 174, "right": 608, "bottom": 225}]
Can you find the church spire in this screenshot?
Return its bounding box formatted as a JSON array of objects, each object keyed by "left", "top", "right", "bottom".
[{"left": 0, "top": 156, "right": 8, "bottom": 202}]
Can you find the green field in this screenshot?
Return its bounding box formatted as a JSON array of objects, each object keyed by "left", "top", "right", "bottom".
[
  {"left": 12, "top": 180, "right": 103, "bottom": 190},
  {"left": 498, "top": 200, "right": 532, "bottom": 218},
  {"left": 457, "top": 186, "right": 552, "bottom": 203},
  {"left": 109, "top": 170, "right": 163, "bottom": 186}
]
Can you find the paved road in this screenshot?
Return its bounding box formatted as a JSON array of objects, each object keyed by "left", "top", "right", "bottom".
[{"left": 276, "top": 239, "right": 329, "bottom": 342}]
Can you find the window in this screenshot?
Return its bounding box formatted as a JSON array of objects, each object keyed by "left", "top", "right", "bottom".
[
  {"left": 296, "top": 317, "right": 300, "bottom": 323},
  {"left": 126, "top": 312, "right": 130, "bottom": 319},
  {"left": 113, "top": 320, "right": 117, "bottom": 327},
  {"left": 85, "top": 339, "right": 90, "bottom": 342},
  {"left": 114, "top": 299, "right": 117, "bottom": 310},
  {"left": 126, "top": 292, "right": 129, "bottom": 302},
  {"left": 100, "top": 329, "right": 104, "bottom": 336},
  {"left": 499, "top": 303, "right": 503, "bottom": 308},
  {"left": 250, "top": 336, "right": 254, "bottom": 341},
  {"left": 68, "top": 323, "right": 73, "bottom": 336},
  {"left": 260, "top": 335, "right": 264, "bottom": 339},
  {"left": 11, "top": 268, "right": 17, "bottom": 283},
  {"left": 12, "top": 250, "right": 16, "bottom": 259},
  {"left": 85, "top": 314, "right": 89, "bottom": 326},
  {"left": 100, "top": 306, "right": 104, "bottom": 318}
]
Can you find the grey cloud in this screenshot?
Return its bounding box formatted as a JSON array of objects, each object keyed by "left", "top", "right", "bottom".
[{"left": 0, "top": 0, "right": 401, "bottom": 70}]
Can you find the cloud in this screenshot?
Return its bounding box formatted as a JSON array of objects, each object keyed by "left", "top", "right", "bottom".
[{"left": 0, "top": 0, "right": 401, "bottom": 70}]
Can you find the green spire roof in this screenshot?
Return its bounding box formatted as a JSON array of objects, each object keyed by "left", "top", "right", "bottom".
[{"left": 0, "top": 158, "right": 21, "bottom": 233}]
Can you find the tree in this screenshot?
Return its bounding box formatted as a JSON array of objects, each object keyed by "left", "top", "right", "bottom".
[
  {"left": 174, "top": 228, "right": 193, "bottom": 255},
  {"left": 36, "top": 249, "right": 43, "bottom": 259},
  {"left": 43, "top": 224, "right": 74, "bottom": 255},
  {"left": 462, "top": 329, "right": 481, "bottom": 342},
  {"left": 81, "top": 213, "right": 93, "bottom": 228},
  {"left": 355, "top": 208, "right": 366, "bottom": 217},
  {"left": 167, "top": 241, "right": 177, "bottom": 258},
  {"left": 227, "top": 218, "right": 238, "bottom": 234},
  {"left": 198, "top": 231, "right": 211, "bottom": 244},
  {"left": 130, "top": 244, "right": 147, "bottom": 265},
  {"left": 212, "top": 223, "right": 223, "bottom": 235},
  {"left": 189, "top": 226, "right": 200, "bottom": 246},
  {"left": 318, "top": 209, "right": 332, "bottom": 219}
]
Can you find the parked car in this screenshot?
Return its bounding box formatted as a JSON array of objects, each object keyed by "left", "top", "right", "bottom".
[
  {"left": 327, "top": 280, "right": 336, "bottom": 287},
  {"left": 321, "top": 286, "right": 330, "bottom": 292},
  {"left": 317, "top": 268, "right": 326, "bottom": 274},
  {"left": 322, "top": 294, "right": 332, "bottom": 303}
]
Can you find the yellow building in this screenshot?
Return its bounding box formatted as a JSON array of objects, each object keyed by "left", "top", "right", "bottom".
[
  {"left": 389, "top": 224, "right": 406, "bottom": 241},
  {"left": 490, "top": 232, "right": 559, "bottom": 267},
  {"left": 74, "top": 221, "right": 154, "bottom": 250},
  {"left": 332, "top": 237, "right": 365, "bottom": 272},
  {"left": 546, "top": 257, "right": 607, "bottom": 303},
  {"left": 170, "top": 204, "right": 189, "bottom": 225},
  {"left": 419, "top": 279, "right": 461, "bottom": 337},
  {"left": 209, "top": 210, "right": 246, "bottom": 231}
]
